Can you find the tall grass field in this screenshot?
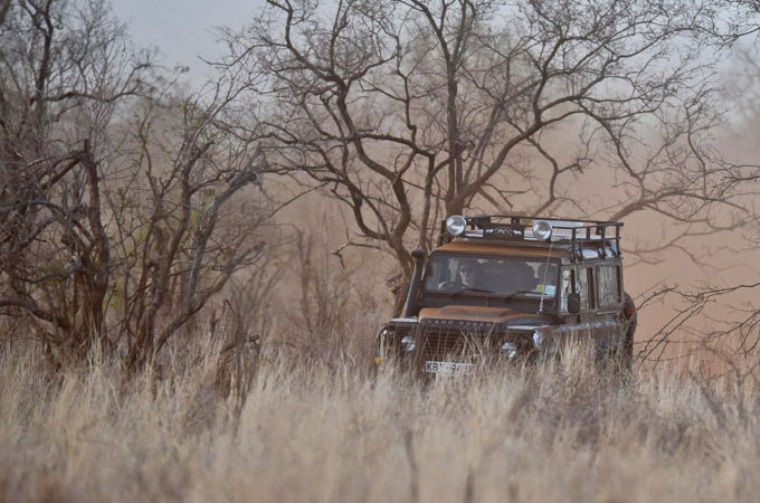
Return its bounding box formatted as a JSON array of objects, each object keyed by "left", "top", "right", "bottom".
[{"left": 2, "top": 330, "right": 759, "bottom": 503}]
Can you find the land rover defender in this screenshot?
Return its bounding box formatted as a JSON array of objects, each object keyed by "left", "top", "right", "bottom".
[{"left": 375, "top": 215, "right": 637, "bottom": 377}]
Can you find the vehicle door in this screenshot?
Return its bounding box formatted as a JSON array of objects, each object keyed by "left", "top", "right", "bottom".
[
  {"left": 594, "top": 262, "right": 625, "bottom": 355},
  {"left": 557, "top": 264, "right": 597, "bottom": 346}
]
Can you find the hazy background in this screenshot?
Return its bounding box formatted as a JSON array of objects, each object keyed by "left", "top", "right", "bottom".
[
  {"left": 111, "top": 0, "right": 760, "bottom": 351},
  {"left": 111, "top": 0, "right": 264, "bottom": 74}
]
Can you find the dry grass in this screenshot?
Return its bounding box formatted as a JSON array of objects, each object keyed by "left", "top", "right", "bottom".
[{"left": 2, "top": 332, "right": 760, "bottom": 503}]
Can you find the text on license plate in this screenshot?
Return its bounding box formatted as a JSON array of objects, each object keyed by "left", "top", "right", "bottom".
[{"left": 425, "top": 361, "right": 472, "bottom": 375}]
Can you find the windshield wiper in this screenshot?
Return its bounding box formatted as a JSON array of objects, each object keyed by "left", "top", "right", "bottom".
[{"left": 500, "top": 290, "right": 535, "bottom": 304}]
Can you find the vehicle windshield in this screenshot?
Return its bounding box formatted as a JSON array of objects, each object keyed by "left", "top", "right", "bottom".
[{"left": 423, "top": 253, "right": 558, "bottom": 298}]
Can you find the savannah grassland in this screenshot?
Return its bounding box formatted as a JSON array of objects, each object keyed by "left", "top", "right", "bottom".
[{"left": 2, "top": 318, "right": 759, "bottom": 503}]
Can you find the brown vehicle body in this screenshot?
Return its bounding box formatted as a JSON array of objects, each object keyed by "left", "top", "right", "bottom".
[{"left": 376, "top": 215, "right": 637, "bottom": 377}]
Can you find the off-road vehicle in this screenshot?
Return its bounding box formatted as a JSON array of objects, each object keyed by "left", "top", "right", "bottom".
[{"left": 375, "top": 215, "right": 636, "bottom": 377}]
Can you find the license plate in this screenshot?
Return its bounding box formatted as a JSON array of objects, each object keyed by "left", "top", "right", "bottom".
[{"left": 425, "top": 360, "right": 472, "bottom": 376}]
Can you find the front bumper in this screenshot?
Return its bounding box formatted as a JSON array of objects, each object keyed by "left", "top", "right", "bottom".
[{"left": 375, "top": 319, "right": 550, "bottom": 372}]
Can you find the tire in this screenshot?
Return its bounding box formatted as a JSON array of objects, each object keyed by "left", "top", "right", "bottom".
[
  {"left": 621, "top": 292, "right": 637, "bottom": 372},
  {"left": 599, "top": 292, "right": 636, "bottom": 377}
]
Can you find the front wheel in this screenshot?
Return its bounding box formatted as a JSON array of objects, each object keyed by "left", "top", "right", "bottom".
[
  {"left": 621, "top": 292, "right": 637, "bottom": 372},
  {"left": 594, "top": 328, "right": 634, "bottom": 377}
]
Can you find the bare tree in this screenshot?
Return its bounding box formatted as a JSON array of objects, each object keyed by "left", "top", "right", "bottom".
[
  {"left": 106, "top": 85, "right": 272, "bottom": 370},
  {"left": 0, "top": 0, "right": 152, "bottom": 362},
  {"left": 630, "top": 12, "right": 760, "bottom": 373},
  {"left": 223, "top": 0, "right": 760, "bottom": 308},
  {"left": 0, "top": 0, "right": 11, "bottom": 26},
  {"left": 727, "top": 0, "right": 760, "bottom": 19},
  {"left": 0, "top": 0, "right": 274, "bottom": 369}
]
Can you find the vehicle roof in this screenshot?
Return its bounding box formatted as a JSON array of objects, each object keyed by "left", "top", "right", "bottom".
[
  {"left": 433, "top": 239, "right": 621, "bottom": 264},
  {"left": 434, "top": 239, "right": 569, "bottom": 259},
  {"left": 436, "top": 214, "right": 623, "bottom": 264}
]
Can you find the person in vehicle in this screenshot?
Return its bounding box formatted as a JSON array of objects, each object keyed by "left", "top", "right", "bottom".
[
  {"left": 436, "top": 260, "right": 484, "bottom": 290},
  {"left": 458, "top": 263, "right": 482, "bottom": 288}
]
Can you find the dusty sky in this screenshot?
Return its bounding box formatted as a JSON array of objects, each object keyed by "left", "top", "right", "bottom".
[{"left": 110, "top": 0, "right": 265, "bottom": 74}]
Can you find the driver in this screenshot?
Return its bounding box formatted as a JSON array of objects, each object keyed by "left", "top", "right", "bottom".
[
  {"left": 458, "top": 263, "right": 481, "bottom": 288},
  {"left": 436, "top": 260, "right": 485, "bottom": 290}
]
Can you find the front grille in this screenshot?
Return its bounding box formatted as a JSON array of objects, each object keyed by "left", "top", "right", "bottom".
[
  {"left": 381, "top": 320, "right": 535, "bottom": 367},
  {"left": 416, "top": 325, "right": 498, "bottom": 362}
]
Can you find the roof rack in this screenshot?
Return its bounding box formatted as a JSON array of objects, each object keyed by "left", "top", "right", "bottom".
[{"left": 438, "top": 214, "right": 623, "bottom": 262}]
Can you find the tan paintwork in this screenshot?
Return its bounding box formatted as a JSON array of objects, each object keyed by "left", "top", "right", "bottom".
[
  {"left": 436, "top": 239, "right": 569, "bottom": 259},
  {"left": 418, "top": 305, "right": 540, "bottom": 323}
]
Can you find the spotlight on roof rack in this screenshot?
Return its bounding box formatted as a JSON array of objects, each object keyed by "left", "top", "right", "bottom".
[
  {"left": 446, "top": 215, "right": 467, "bottom": 237},
  {"left": 532, "top": 220, "right": 553, "bottom": 241}
]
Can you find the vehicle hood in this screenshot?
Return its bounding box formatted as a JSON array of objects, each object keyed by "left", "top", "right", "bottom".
[{"left": 418, "top": 305, "right": 546, "bottom": 325}]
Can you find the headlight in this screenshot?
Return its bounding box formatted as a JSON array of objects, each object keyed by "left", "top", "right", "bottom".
[
  {"left": 446, "top": 215, "right": 467, "bottom": 236},
  {"left": 532, "top": 330, "right": 543, "bottom": 347},
  {"left": 531, "top": 220, "right": 552, "bottom": 241},
  {"left": 501, "top": 341, "right": 518, "bottom": 359},
  {"left": 401, "top": 335, "right": 416, "bottom": 352}
]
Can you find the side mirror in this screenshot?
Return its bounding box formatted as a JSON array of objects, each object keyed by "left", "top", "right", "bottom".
[{"left": 567, "top": 292, "right": 581, "bottom": 314}]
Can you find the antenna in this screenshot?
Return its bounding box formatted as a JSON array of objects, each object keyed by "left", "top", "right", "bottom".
[{"left": 538, "top": 240, "right": 553, "bottom": 313}]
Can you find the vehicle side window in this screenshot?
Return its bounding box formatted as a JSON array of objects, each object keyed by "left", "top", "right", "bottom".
[
  {"left": 578, "top": 266, "right": 594, "bottom": 311},
  {"left": 597, "top": 265, "right": 621, "bottom": 307}
]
